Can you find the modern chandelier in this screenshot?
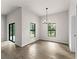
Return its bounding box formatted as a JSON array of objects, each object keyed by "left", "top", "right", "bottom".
[{"left": 42, "top": 8, "right": 48, "bottom": 24}]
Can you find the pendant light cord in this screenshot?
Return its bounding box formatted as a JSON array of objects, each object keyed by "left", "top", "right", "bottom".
[{"left": 46, "top": 8, "right": 48, "bottom": 21}]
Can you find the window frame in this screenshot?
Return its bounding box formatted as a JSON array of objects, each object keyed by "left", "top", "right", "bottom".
[
  {"left": 48, "top": 23, "right": 56, "bottom": 37},
  {"left": 30, "top": 23, "right": 36, "bottom": 38}
]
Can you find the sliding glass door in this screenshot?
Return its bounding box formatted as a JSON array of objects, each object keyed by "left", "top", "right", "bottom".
[{"left": 9, "top": 23, "right": 15, "bottom": 42}]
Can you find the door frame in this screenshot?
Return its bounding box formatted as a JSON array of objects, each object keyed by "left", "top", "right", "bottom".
[{"left": 9, "top": 23, "right": 15, "bottom": 43}]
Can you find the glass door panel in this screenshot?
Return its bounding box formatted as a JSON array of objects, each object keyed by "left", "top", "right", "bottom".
[
  {"left": 9, "top": 23, "right": 15, "bottom": 42},
  {"left": 10, "top": 25, "right": 12, "bottom": 41},
  {"left": 13, "top": 24, "right": 15, "bottom": 42}
]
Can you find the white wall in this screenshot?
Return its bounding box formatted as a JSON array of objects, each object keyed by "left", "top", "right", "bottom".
[
  {"left": 22, "top": 8, "right": 40, "bottom": 47},
  {"left": 39, "top": 11, "right": 69, "bottom": 44},
  {"left": 1, "top": 15, "right": 7, "bottom": 42},
  {"left": 6, "top": 7, "right": 70, "bottom": 47},
  {"left": 69, "top": 0, "right": 77, "bottom": 52},
  {"left": 7, "top": 7, "right": 22, "bottom": 47},
  {"left": 7, "top": 7, "right": 40, "bottom": 47}
]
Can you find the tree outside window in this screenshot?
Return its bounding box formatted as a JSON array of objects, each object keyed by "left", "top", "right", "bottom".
[
  {"left": 30, "top": 23, "right": 36, "bottom": 37},
  {"left": 48, "top": 23, "right": 56, "bottom": 37}
]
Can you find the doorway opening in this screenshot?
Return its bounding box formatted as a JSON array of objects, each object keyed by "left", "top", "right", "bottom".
[{"left": 9, "top": 23, "right": 15, "bottom": 43}]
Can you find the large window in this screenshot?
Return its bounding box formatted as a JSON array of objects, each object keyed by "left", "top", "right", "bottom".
[
  {"left": 48, "top": 23, "right": 56, "bottom": 37},
  {"left": 30, "top": 23, "right": 36, "bottom": 37},
  {"left": 9, "top": 23, "right": 15, "bottom": 42}
]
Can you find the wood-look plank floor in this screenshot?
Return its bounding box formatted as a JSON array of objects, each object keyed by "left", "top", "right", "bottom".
[{"left": 1, "top": 40, "right": 75, "bottom": 59}]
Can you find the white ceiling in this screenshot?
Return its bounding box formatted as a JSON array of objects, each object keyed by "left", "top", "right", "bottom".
[{"left": 1, "top": 0, "right": 70, "bottom": 16}]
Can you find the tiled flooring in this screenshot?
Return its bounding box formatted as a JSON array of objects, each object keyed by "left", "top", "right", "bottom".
[{"left": 1, "top": 40, "right": 75, "bottom": 59}]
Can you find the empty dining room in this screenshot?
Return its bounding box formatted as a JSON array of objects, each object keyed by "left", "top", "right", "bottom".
[{"left": 1, "top": 0, "right": 77, "bottom": 59}]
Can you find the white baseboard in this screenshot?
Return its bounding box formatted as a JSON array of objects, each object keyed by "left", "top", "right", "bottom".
[{"left": 39, "top": 39, "right": 69, "bottom": 45}]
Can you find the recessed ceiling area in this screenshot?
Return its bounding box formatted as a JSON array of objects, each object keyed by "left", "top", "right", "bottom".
[{"left": 1, "top": 0, "right": 70, "bottom": 16}]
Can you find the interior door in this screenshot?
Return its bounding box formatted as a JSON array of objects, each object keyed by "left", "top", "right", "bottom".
[{"left": 9, "top": 23, "right": 15, "bottom": 42}]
